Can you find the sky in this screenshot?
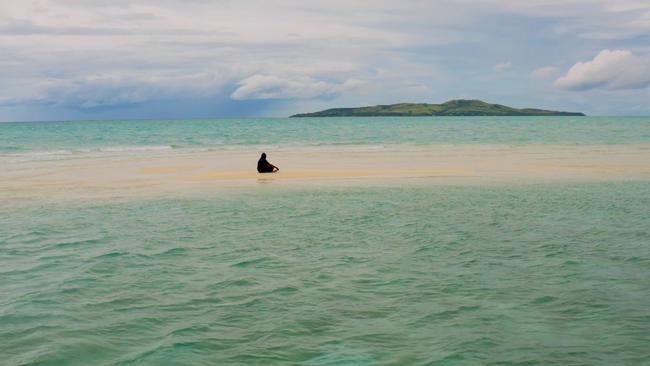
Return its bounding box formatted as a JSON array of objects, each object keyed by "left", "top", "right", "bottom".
[{"left": 1, "top": 0, "right": 649, "bottom": 121}]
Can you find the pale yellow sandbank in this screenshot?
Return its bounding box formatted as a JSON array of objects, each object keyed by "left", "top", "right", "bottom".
[{"left": 2, "top": 144, "right": 650, "bottom": 202}]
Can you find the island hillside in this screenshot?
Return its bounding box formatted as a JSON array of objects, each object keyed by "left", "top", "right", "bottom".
[{"left": 290, "top": 99, "right": 585, "bottom": 117}]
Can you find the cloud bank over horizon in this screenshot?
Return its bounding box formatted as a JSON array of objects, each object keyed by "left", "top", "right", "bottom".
[
  {"left": 554, "top": 50, "right": 650, "bottom": 91},
  {"left": 1, "top": 0, "right": 650, "bottom": 121}
]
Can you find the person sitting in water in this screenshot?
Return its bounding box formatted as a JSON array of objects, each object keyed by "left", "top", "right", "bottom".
[{"left": 257, "top": 152, "right": 279, "bottom": 173}]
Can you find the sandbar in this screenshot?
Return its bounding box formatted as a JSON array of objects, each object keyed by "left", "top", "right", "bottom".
[{"left": 2, "top": 144, "right": 649, "bottom": 202}]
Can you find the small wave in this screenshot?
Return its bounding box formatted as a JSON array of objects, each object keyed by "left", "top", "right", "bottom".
[
  {"left": 158, "top": 247, "right": 187, "bottom": 256},
  {"left": 290, "top": 144, "right": 388, "bottom": 152},
  {"left": 211, "top": 143, "right": 390, "bottom": 153},
  {"left": 209, "top": 279, "right": 257, "bottom": 289},
  {"left": 532, "top": 295, "right": 558, "bottom": 304},
  {"left": 55, "top": 238, "right": 104, "bottom": 249},
  {"left": 268, "top": 286, "right": 299, "bottom": 295},
  {"left": 95, "top": 251, "right": 129, "bottom": 259},
  {"left": 232, "top": 257, "right": 269, "bottom": 268},
  {"left": 0, "top": 146, "right": 23, "bottom": 152},
  {"left": 3, "top": 149, "right": 75, "bottom": 157},
  {"left": 98, "top": 145, "right": 173, "bottom": 153},
  {"left": 0, "top": 145, "right": 176, "bottom": 161}
]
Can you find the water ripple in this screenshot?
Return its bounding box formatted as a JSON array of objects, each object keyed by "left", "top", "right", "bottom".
[{"left": 1, "top": 183, "right": 649, "bottom": 365}]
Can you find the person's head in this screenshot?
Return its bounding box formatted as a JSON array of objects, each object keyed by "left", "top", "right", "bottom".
[{"left": 261, "top": 153, "right": 266, "bottom": 159}]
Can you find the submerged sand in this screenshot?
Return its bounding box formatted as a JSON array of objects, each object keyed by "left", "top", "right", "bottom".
[{"left": 2, "top": 144, "right": 650, "bottom": 201}]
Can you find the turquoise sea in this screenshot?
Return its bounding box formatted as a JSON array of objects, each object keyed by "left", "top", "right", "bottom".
[
  {"left": 1, "top": 117, "right": 650, "bottom": 365},
  {"left": 2, "top": 116, "right": 650, "bottom": 155}
]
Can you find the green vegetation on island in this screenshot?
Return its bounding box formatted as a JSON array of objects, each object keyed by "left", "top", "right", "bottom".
[{"left": 290, "top": 99, "right": 585, "bottom": 117}]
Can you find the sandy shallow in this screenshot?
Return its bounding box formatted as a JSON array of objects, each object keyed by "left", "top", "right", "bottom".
[{"left": 2, "top": 144, "right": 650, "bottom": 202}]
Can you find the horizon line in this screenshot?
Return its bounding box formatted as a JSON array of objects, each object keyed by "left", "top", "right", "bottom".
[{"left": 5, "top": 115, "right": 650, "bottom": 123}]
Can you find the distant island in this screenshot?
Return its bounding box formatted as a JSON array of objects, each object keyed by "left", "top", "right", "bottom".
[{"left": 290, "top": 99, "right": 585, "bottom": 117}]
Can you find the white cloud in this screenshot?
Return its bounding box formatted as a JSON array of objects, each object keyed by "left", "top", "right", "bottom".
[
  {"left": 554, "top": 49, "right": 650, "bottom": 90},
  {"left": 530, "top": 66, "right": 558, "bottom": 80},
  {"left": 476, "top": 0, "right": 650, "bottom": 40},
  {"left": 494, "top": 62, "right": 512, "bottom": 71},
  {"left": 231, "top": 75, "right": 362, "bottom": 100},
  {"left": 1, "top": 72, "right": 230, "bottom": 108}
]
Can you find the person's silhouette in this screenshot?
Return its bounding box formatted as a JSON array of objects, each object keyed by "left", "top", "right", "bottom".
[{"left": 257, "top": 153, "right": 279, "bottom": 173}]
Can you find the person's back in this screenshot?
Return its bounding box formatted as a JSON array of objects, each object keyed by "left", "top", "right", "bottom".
[{"left": 257, "top": 153, "right": 279, "bottom": 173}]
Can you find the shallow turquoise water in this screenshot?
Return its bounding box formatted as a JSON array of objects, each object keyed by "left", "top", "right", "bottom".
[
  {"left": 2, "top": 116, "right": 650, "bottom": 155},
  {"left": 2, "top": 182, "right": 649, "bottom": 365}
]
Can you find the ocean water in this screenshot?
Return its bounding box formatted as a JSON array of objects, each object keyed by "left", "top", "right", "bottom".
[
  {"left": 1, "top": 117, "right": 650, "bottom": 365},
  {"left": 2, "top": 116, "right": 650, "bottom": 157}
]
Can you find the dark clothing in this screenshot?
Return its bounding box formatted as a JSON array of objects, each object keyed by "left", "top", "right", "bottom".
[{"left": 257, "top": 157, "right": 275, "bottom": 173}]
